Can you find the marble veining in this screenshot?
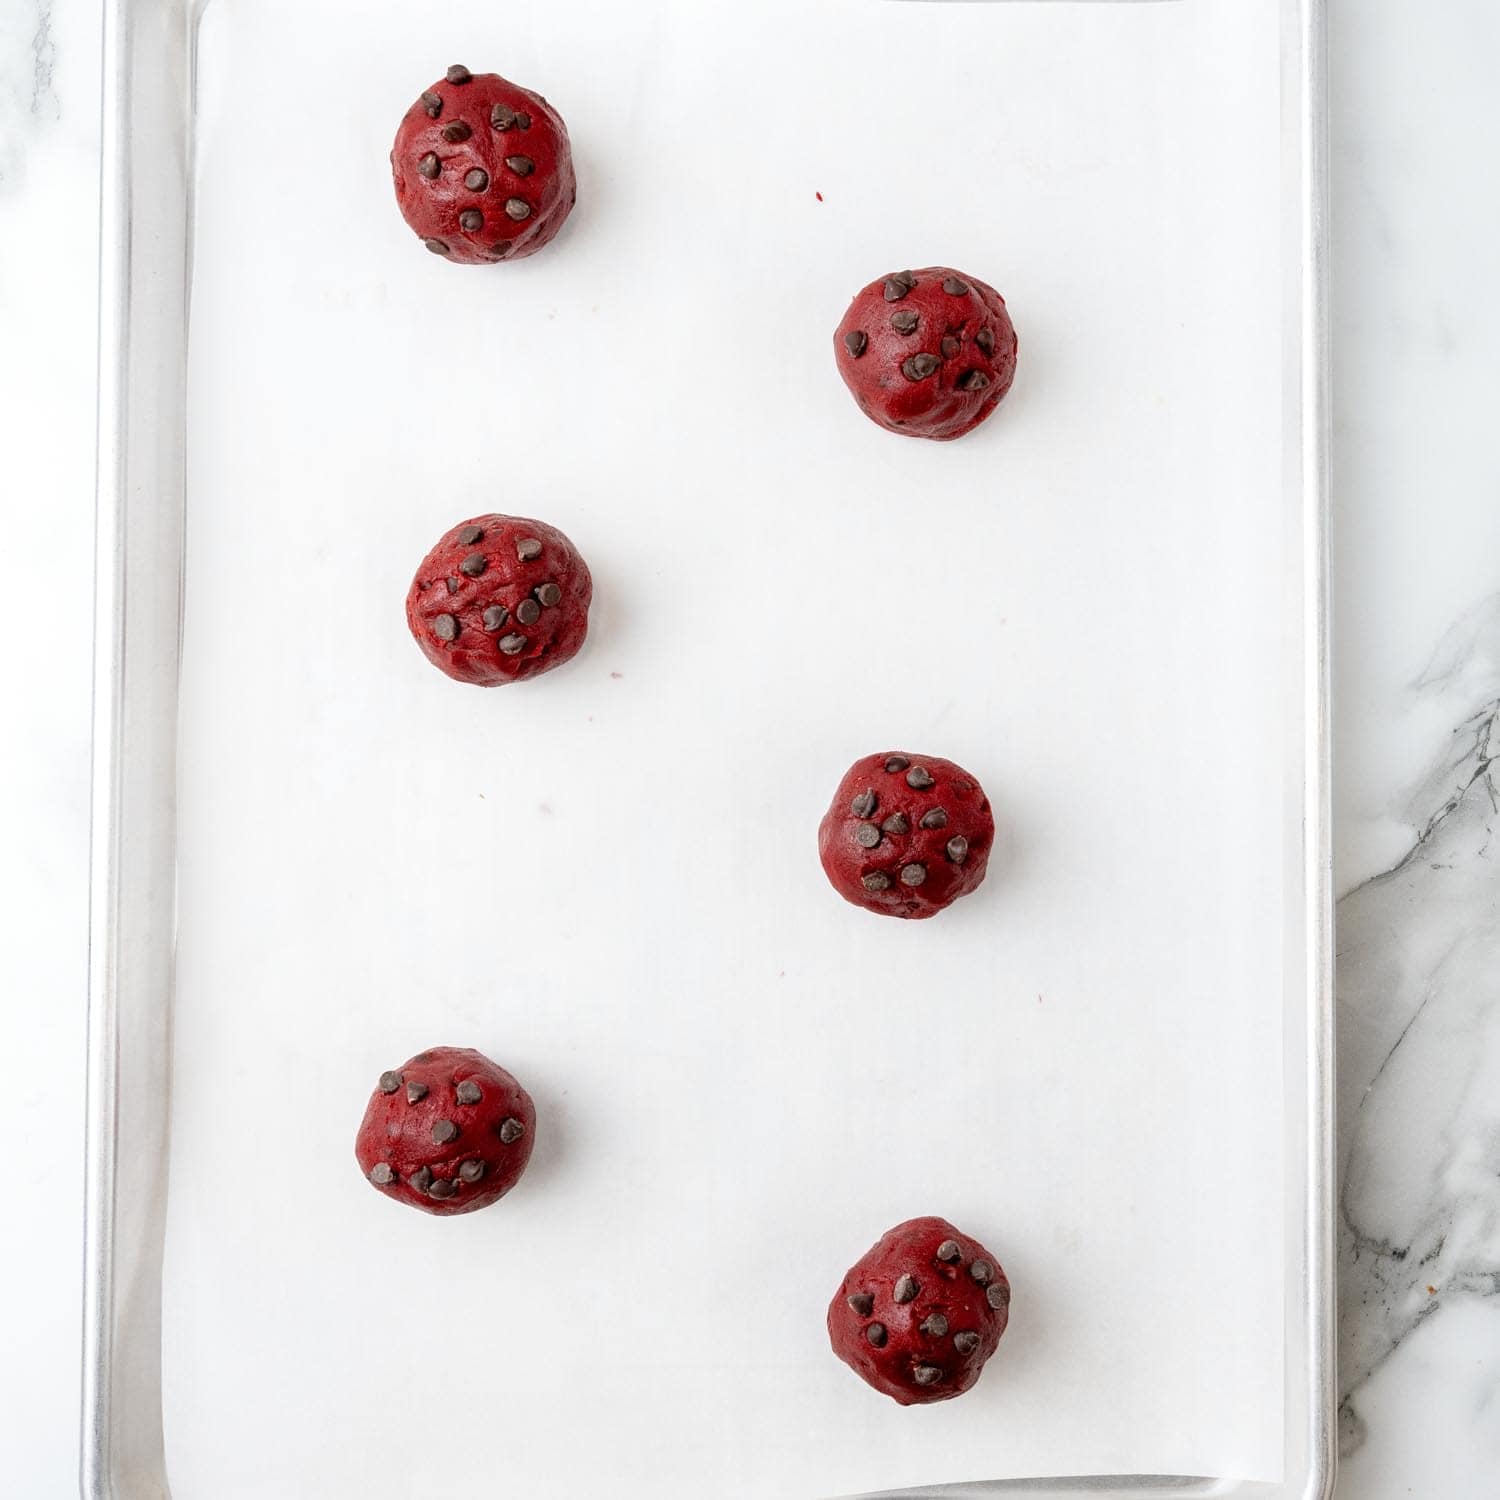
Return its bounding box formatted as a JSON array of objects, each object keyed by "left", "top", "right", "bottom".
[
  {"left": 29, "top": 2, "right": 53, "bottom": 115},
  {"left": 1336, "top": 595, "right": 1500, "bottom": 1453},
  {"left": 0, "top": 0, "right": 58, "bottom": 189}
]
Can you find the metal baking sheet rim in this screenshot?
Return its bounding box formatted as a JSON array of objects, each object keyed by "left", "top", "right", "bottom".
[{"left": 81, "top": 1, "right": 1335, "bottom": 1496}]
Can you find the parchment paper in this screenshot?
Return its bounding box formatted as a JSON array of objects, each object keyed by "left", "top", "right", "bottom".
[{"left": 166, "top": 1, "right": 1288, "bottom": 1493}]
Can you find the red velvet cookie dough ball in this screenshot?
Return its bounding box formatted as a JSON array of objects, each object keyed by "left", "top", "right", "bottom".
[
  {"left": 818, "top": 752, "right": 994, "bottom": 919},
  {"left": 834, "top": 268, "right": 1018, "bottom": 441},
  {"left": 391, "top": 64, "right": 576, "bottom": 263},
  {"left": 828, "top": 1216, "right": 1012, "bottom": 1406},
  {"left": 406, "top": 514, "right": 592, "bottom": 686},
  {"left": 356, "top": 1047, "right": 536, "bottom": 1216}
]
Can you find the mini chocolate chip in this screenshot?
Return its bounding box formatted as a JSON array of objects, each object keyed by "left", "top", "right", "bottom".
[
  {"left": 428, "top": 1177, "right": 457, "bottom": 1200},
  {"left": 459, "top": 209, "right": 484, "bottom": 232},
  {"left": 901, "top": 353, "right": 941, "bottom": 382},
  {"left": 516, "top": 112, "right": 532, "bottom": 129},
  {"left": 441, "top": 121, "right": 472, "bottom": 144},
  {"left": 491, "top": 104, "right": 520, "bottom": 130},
  {"left": 987, "top": 1282, "right": 1010, "bottom": 1310},
  {"left": 516, "top": 537, "right": 543, "bottom": 561},
  {"left": 920, "top": 1313, "right": 950, "bottom": 1338},
  {"left": 432, "top": 1119, "right": 460, "bottom": 1145},
  {"left": 855, "top": 822, "right": 881, "bottom": 849},
  {"left": 370, "top": 1163, "right": 395, "bottom": 1185},
  {"left": 957, "top": 369, "right": 991, "bottom": 392},
  {"left": 535, "top": 582, "right": 562, "bottom": 607},
  {"left": 491, "top": 240, "right": 512, "bottom": 257},
  {"left": 378, "top": 1071, "right": 403, "bottom": 1095},
  {"left": 406, "top": 1081, "right": 429, "bottom": 1104},
  {"left": 937, "top": 1239, "right": 961, "bottom": 1263},
  {"left": 866, "top": 1323, "right": 888, "bottom": 1348},
  {"left": 884, "top": 755, "right": 910, "bottom": 773},
  {"left": 941, "top": 335, "right": 960, "bottom": 359},
  {"left": 433, "top": 613, "right": 458, "bottom": 642},
  {"left": 881, "top": 813, "right": 909, "bottom": 836},
  {"left": 919, "top": 807, "right": 948, "bottom": 830},
  {"left": 953, "top": 1331, "right": 981, "bottom": 1354},
  {"left": 459, "top": 1159, "right": 486, "bottom": 1183},
  {"left": 504, "top": 198, "right": 532, "bottom": 221},
  {"left": 465, "top": 168, "right": 490, "bottom": 192},
  {"left": 862, "top": 872, "right": 891, "bottom": 891},
  {"left": 843, "top": 330, "right": 868, "bottom": 358},
  {"left": 457, "top": 525, "right": 484, "bottom": 545},
  {"left": 409, "top": 1166, "right": 433, "bottom": 1192},
  {"left": 905, "top": 767, "right": 935, "bottom": 790},
  {"left": 848, "top": 1293, "right": 875, "bottom": 1317},
  {"left": 499, "top": 1117, "right": 526, "bottom": 1143},
  {"left": 942, "top": 276, "right": 971, "bottom": 296},
  {"left": 424, "top": 238, "right": 449, "bottom": 255},
  {"left": 851, "top": 790, "right": 878, "bottom": 818},
  {"left": 900, "top": 863, "right": 927, "bottom": 887},
  {"left": 446, "top": 64, "right": 472, "bottom": 85},
  {"left": 456, "top": 1080, "right": 482, "bottom": 1105},
  {"left": 969, "top": 1260, "right": 993, "bottom": 1286},
  {"left": 976, "top": 327, "right": 996, "bottom": 357},
  {"left": 891, "top": 309, "right": 919, "bottom": 335},
  {"left": 498, "top": 634, "right": 528, "bottom": 655},
  {"left": 446, "top": 577, "right": 461, "bottom": 594},
  {"left": 894, "top": 1274, "right": 919, "bottom": 1304},
  {"left": 482, "top": 604, "right": 509, "bottom": 631},
  {"left": 946, "top": 835, "right": 970, "bottom": 863},
  {"left": 883, "top": 272, "right": 915, "bottom": 301},
  {"left": 913, "top": 1365, "right": 943, "bottom": 1386},
  {"left": 417, "top": 152, "right": 440, "bottom": 179},
  {"left": 459, "top": 550, "right": 487, "bottom": 576},
  {"left": 505, "top": 155, "right": 535, "bottom": 177},
  {"left": 421, "top": 91, "right": 443, "bottom": 119},
  {"left": 516, "top": 598, "right": 541, "bottom": 626}
]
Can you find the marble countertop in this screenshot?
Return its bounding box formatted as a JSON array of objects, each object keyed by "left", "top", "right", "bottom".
[{"left": 1, "top": 1, "right": 1495, "bottom": 1494}]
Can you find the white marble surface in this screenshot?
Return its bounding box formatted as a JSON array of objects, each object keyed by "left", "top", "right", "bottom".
[
  {"left": 1329, "top": 2, "right": 1500, "bottom": 1490},
  {"left": 0, "top": 1, "right": 1495, "bottom": 1495},
  {"left": 0, "top": 0, "right": 100, "bottom": 1491}
]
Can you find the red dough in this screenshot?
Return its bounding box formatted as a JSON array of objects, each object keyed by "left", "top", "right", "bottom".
[
  {"left": 828, "top": 1216, "right": 1012, "bottom": 1406},
  {"left": 391, "top": 65, "right": 576, "bottom": 264},
  {"left": 818, "top": 752, "right": 994, "bottom": 919},
  {"left": 406, "top": 514, "right": 592, "bottom": 686},
  {"left": 356, "top": 1047, "right": 536, "bottom": 1216},
  {"left": 834, "top": 267, "right": 1018, "bottom": 441}
]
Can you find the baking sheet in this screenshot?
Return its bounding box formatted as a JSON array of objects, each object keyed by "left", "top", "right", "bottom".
[{"left": 165, "top": 0, "right": 1288, "bottom": 1494}]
